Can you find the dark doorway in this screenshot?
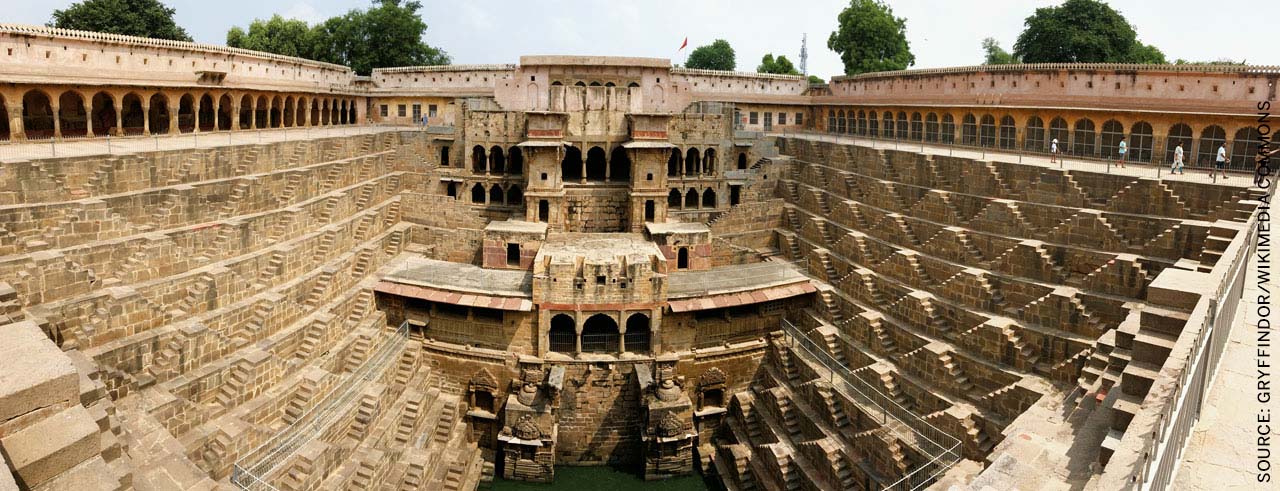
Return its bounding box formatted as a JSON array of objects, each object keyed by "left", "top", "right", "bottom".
[
  {"left": 644, "top": 200, "right": 655, "bottom": 221},
  {"left": 538, "top": 200, "right": 550, "bottom": 222},
  {"left": 507, "top": 243, "right": 520, "bottom": 266},
  {"left": 677, "top": 248, "right": 689, "bottom": 269}
]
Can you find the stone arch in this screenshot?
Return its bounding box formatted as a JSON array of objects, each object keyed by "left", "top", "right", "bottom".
[
  {"left": 562, "top": 146, "right": 583, "bottom": 180},
  {"left": 91, "top": 92, "right": 117, "bottom": 136},
  {"left": 737, "top": 152, "right": 747, "bottom": 169},
  {"left": 702, "top": 148, "right": 716, "bottom": 174},
  {"left": 217, "top": 94, "right": 233, "bottom": 130},
  {"left": 177, "top": 93, "right": 196, "bottom": 133},
  {"left": 526, "top": 82, "right": 540, "bottom": 108},
  {"left": 549, "top": 314, "right": 575, "bottom": 353},
  {"left": 57, "top": 90, "right": 88, "bottom": 137},
  {"left": 508, "top": 146, "right": 524, "bottom": 175},
  {"left": 21, "top": 89, "right": 55, "bottom": 139},
  {"left": 1073, "top": 118, "right": 1096, "bottom": 156},
  {"left": 857, "top": 110, "right": 868, "bottom": 136},
  {"left": 585, "top": 146, "right": 608, "bottom": 181},
  {"left": 581, "top": 314, "right": 619, "bottom": 353},
  {"left": 310, "top": 97, "right": 321, "bottom": 126},
  {"left": 867, "top": 111, "right": 879, "bottom": 137},
  {"left": 910, "top": 112, "right": 923, "bottom": 140},
  {"left": 940, "top": 113, "right": 955, "bottom": 143},
  {"left": 121, "top": 93, "right": 146, "bottom": 134},
  {"left": 0, "top": 95, "right": 8, "bottom": 140},
  {"left": 489, "top": 145, "right": 506, "bottom": 173},
  {"left": 197, "top": 94, "right": 215, "bottom": 131},
  {"left": 1197, "top": 125, "right": 1227, "bottom": 167},
  {"left": 507, "top": 185, "right": 523, "bottom": 206},
  {"left": 1024, "top": 116, "right": 1045, "bottom": 151},
  {"left": 348, "top": 99, "right": 356, "bottom": 124},
  {"left": 610, "top": 146, "right": 631, "bottom": 182},
  {"left": 924, "top": 113, "right": 939, "bottom": 142},
  {"left": 978, "top": 114, "right": 996, "bottom": 147},
  {"left": 283, "top": 96, "right": 295, "bottom": 127},
  {"left": 471, "top": 183, "right": 486, "bottom": 204},
  {"left": 836, "top": 109, "right": 846, "bottom": 133},
  {"left": 684, "top": 188, "right": 698, "bottom": 208},
  {"left": 1231, "top": 126, "right": 1261, "bottom": 170},
  {"left": 667, "top": 148, "right": 681, "bottom": 176},
  {"left": 148, "top": 93, "right": 171, "bottom": 134},
  {"left": 1048, "top": 116, "right": 1069, "bottom": 150},
  {"left": 702, "top": 188, "right": 716, "bottom": 208},
  {"left": 489, "top": 184, "right": 504, "bottom": 204},
  {"left": 881, "top": 111, "right": 894, "bottom": 138},
  {"left": 684, "top": 148, "right": 699, "bottom": 176},
  {"left": 668, "top": 188, "right": 682, "bottom": 209},
  {"left": 1165, "top": 123, "right": 1193, "bottom": 163},
  {"left": 1130, "top": 122, "right": 1154, "bottom": 162},
  {"left": 472, "top": 145, "right": 487, "bottom": 173},
  {"left": 1100, "top": 119, "right": 1125, "bottom": 158},
  {"left": 624, "top": 313, "right": 651, "bottom": 353},
  {"left": 239, "top": 94, "right": 254, "bottom": 129},
  {"left": 252, "top": 95, "right": 267, "bottom": 129},
  {"left": 998, "top": 115, "right": 1016, "bottom": 149},
  {"left": 268, "top": 95, "right": 281, "bottom": 127},
  {"left": 961, "top": 113, "right": 978, "bottom": 145},
  {"left": 896, "top": 111, "right": 908, "bottom": 139}
]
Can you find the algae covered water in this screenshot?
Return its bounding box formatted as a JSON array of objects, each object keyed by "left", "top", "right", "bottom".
[{"left": 489, "top": 466, "right": 714, "bottom": 491}]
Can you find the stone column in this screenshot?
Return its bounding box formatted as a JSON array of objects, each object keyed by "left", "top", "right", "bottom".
[
  {"left": 574, "top": 322, "right": 583, "bottom": 355},
  {"left": 8, "top": 102, "right": 25, "bottom": 141},
  {"left": 168, "top": 94, "right": 179, "bottom": 135},
  {"left": 85, "top": 104, "right": 94, "bottom": 138},
  {"left": 141, "top": 100, "right": 151, "bottom": 135},
  {"left": 193, "top": 97, "right": 201, "bottom": 133},
  {"left": 51, "top": 102, "right": 62, "bottom": 139},
  {"left": 249, "top": 97, "right": 257, "bottom": 130},
  {"left": 618, "top": 321, "right": 627, "bottom": 354},
  {"left": 113, "top": 94, "right": 123, "bottom": 136},
  {"left": 230, "top": 99, "right": 240, "bottom": 131}
]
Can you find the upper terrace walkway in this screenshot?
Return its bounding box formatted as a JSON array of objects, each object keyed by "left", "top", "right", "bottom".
[
  {"left": 0, "top": 125, "right": 421, "bottom": 163},
  {"left": 770, "top": 130, "right": 1256, "bottom": 190}
]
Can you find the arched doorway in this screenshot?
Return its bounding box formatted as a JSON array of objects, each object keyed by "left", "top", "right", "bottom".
[
  {"left": 668, "top": 189, "right": 682, "bottom": 209},
  {"left": 581, "top": 314, "right": 619, "bottom": 353},
  {"left": 91, "top": 92, "right": 116, "bottom": 136},
  {"left": 198, "top": 94, "right": 216, "bottom": 131},
  {"left": 1231, "top": 127, "right": 1261, "bottom": 170},
  {"left": 1100, "top": 120, "right": 1125, "bottom": 159},
  {"left": 283, "top": 97, "right": 295, "bottom": 127},
  {"left": 882, "top": 111, "right": 894, "bottom": 138},
  {"left": 489, "top": 184, "right": 504, "bottom": 204},
  {"left": 1024, "top": 116, "right": 1045, "bottom": 151},
  {"left": 538, "top": 200, "right": 550, "bottom": 222},
  {"left": 939, "top": 114, "right": 954, "bottom": 143},
  {"left": 684, "top": 189, "right": 698, "bottom": 209},
  {"left": 562, "top": 146, "right": 583, "bottom": 180},
  {"left": 507, "top": 186, "right": 523, "bottom": 206},
  {"left": 490, "top": 145, "right": 506, "bottom": 173},
  {"left": 1130, "top": 122, "right": 1153, "bottom": 162},
  {"left": 177, "top": 93, "right": 195, "bottom": 133},
  {"left": 1165, "top": 123, "right": 1192, "bottom": 164},
  {"left": 624, "top": 314, "right": 651, "bottom": 353},
  {"left": 910, "top": 112, "right": 923, "bottom": 140},
  {"left": 217, "top": 94, "right": 233, "bottom": 130},
  {"left": 1197, "top": 125, "right": 1226, "bottom": 168},
  {"left": 121, "top": 93, "right": 145, "bottom": 135},
  {"left": 21, "top": 90, "right": 55, "bottom": 139},
  {"left": 239, "top": 94, "right": 254, "bottom": 129},
  {"left": 58, "top": 91, "right": 87, "bottom": 138},
  {"left": 0, "top": 95, "right": 9, "bottom": 140},
  {"left": 896, "top": 111, "right": 908, "bottom": 139},
  {"left": 684, "top": 148, "right": 699, "bottom": 176},
  {"left": 925, "top": 113, "right": 939, "bottom": 142},
  {"left": 998, "top": 116, "right": 1016, "bottom": 149},
  {"left": 1048, "top": 117, "right": 1069, "bottom": 151},
  {"left": 310, "top": 98, "right": 321, "bottom": 126},
  {"left": 668, "top": 148, "right": 681, "bottom": 176},
  {"left": 702, "top": 188, "right": 716, "bottom": 208},
  {"left": 978, "top": 115, "right": 995, "bottom": 147},
  {"left": 702, "top": 148, "right": 716, "bottom": 174},
  {"left": 471, "top": 183, "right": 486, "bottom": 204},
  {"left": 549, "top": 314, "right": 575, "bottom": 353},
  {"left": 610, "top": 147, "right": 631, "bottom": 181},
  {"left": 1073, "top": 119, "right": 1096, "bottom": 157},
  {"left": 677, "top": 247, "right": 689, "bottom": 269},
  {"left": 737, "top": 152, "right": 747, "bottom": 169},
  {"left": 857, "top": 110, "right": 868, "bottom": 136},
  {"left": 472, "top": 145, "right": 486, "bottom": 172},
  {"left": 961, "top": 114, "right": 977, "bottom": 145},
  {"left": 585, "top": 146, "right": 607, "bottom": 181},
  {"left": 508, "top": 147, "right": 523, "bottom": 175},
  {"left": 148, "top": 93, "right": 170, "bottom": 134},
  {"left": 255, "top": 95, "right": 268, "bottom": 129}
]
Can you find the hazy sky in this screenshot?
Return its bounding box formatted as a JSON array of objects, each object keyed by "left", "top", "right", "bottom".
[{"left": 9, "top": 0, "right": 1278, "bottom": 77}]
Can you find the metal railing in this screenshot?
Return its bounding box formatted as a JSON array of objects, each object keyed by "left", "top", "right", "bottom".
[
  {"left": 779, "top": 319, "right": 962, "bottom": 490},
  {"left": 775, "top": 127, "right": 1263, "bottom": 184},
  {"left": 1137, "top": 181, "right": 1261, "bottom": 489},
  {"left": 0, "top": 125, "right": 415, "bottom": 163},
  {"left": 230, "top": 321, "right": 410, "bottom": 490}
]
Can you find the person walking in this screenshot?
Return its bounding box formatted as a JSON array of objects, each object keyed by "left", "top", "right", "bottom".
[
  {"left": 1116, "top": 136, "right": 1127, "bottom": 168},
  {"left": 1050, "top": 137, "right": 1059, "bottom": 163},
  {"left": 1172, "top": 142, "right": 1185, "bottom": 174},
  {"left": 1214, "top": 142, "right": 1228, "bottom": 180}
]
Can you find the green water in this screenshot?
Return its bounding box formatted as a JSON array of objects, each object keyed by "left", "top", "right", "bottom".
[{"left": 489, "top": 466, "right": 715, "bottom": 491}]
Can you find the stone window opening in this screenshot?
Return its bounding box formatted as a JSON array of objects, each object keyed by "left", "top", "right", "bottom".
[
  {"left": 645, "top": 200, "right": 655, "bottom": 222},
  {"left": 581, "top": 314, "right": 620, "bottom": 353},
  {"left": 677, "top": 248, "right": 689, "bottom": 269},
  {"left": 472, "top": 145, "right": 487, "bottom": 173},
  {"left": 538, "top": 200, "right": 549, "bottom": 222},
  {"left": 506, "top": 243, "right": 520, "bottom": 266},
  {"left": 446, "top": 182, "right": 457, "bottom": 198},
  {"left": 508, "top": 147, "right": 524, "bottom": 175},
  {"left": 624, "top": 314, "right": 651, "bottom": 353},
  {"left": 737, "top": 152, "right": 747, "bottom": 169},
  {"left": 609, "top": 147, "right": 631, "bottom": 182},
  {"left": 440, "top": 145, "right": 450, "bottom": 166},
  {"left": 561, "top": 146, "right": 583, "bottom": 181},
  {"left": 548, "top": 314, "right": 575, "bottom": 353},
  {"left": 471, "top": 183, "right": 486, "bottom": 204}
]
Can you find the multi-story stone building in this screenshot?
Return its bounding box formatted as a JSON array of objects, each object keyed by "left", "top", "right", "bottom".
[{"left": 0, "top": 23, "right": 1271, "bottom": 491}]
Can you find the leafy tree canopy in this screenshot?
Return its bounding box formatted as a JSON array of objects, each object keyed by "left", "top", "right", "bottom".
[
  {"left": 686, "top": 39, "right": 736, "bottom": 71},
  {"left": 757, "top": 53, "right": 800, "bottom": 75},
  {"left": 981, "top": 37, "right": 1019, "bottom": 65},
  {"left": 1174, "top": 58, "right": 1246, "bottom": 66},
  {"left": 227, "top": 0, "right": 449, "bottom": 75},
  {"left": 1013, "top": 0, "right": 1165, "bottom": 63},
  {"left": 808, "top": 75, "right": 825, "bottom": 84},
  {"left": 827, "top": 0, "right": 914, "bottom": 75},
  {"left": 50, "top": 0, "right": 192, "bottom": 41}
]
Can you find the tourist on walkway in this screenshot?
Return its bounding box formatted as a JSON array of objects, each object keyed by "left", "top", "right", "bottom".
[
  {"left": 1050, "top": 138, "right": 1059, "bottom": 163},
  {"left": 1116, "top": 137, "right": 1127, "bottom": 168},
  {"left": 1172, "top": 142, "right": 1185, "bottom": 174},
  {"left": 1214, "top": 142, "right": 1228, "bottom": 180}
]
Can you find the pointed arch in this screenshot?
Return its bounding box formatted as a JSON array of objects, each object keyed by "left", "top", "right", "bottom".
[
  {"left": 92, "top": 92, "right": 117, "bottom": 136},
  {"left": 489, "top": 145, "right": 506, "bottom": 173},
  {"left": 58, "top": 90, "right": 88, "bottom": 137},
  {"left": 471, "top": 183, "right": 486, "bottom": 203},
  {"left": 684, "top": 148, "right": 699, "bottom": 176},
  {"left": 610, "top": 146, "right": 631, "bottom": 182},
  {"left": 507, "top": 185, "right": 523, "bottom": 206},
  {"left": 177, "top": 93, "right": 196, "bottom": 133},
  {"left": 668, "top": 148, "right": 681, "bottom": 176},
  {"left": 21, "top": 89, "right": 54, "bottom": 139},
  {"left": 702, "top": 188, "right": 716, "bottom": 208},
  {"left": 668, "top": 188, "right": 682, "bottom": 209},
  {"left": 489, "top": 184, "right": 504, "bottom": 204}
]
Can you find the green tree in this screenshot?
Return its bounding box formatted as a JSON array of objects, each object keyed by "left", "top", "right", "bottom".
[
  {"left": 49, "top": 0, "right": 192, "bottom": 41},
  {"left": 827, "top": 0, "right": 914, "bottom": 75},
  {"left": 757, "top": 53, "right": 800, "bottom": 75},
  {"left": 226, "top": 15, "right": 316, "bottom": 58},
  {"left": 808, "top": 75, "right": 825, "bottom": 84},
  {"left": 1013, "top": 0, "right": 1165, "bottom": 63},
  {"left": 226, "top": 0, "right": 449, "bottom": 75},
  {"left": 981, "top": 37, "right": 1019, "bottom": 65},
  {"left": 686, "top": 39, "right": 736, "bottom": 71}
]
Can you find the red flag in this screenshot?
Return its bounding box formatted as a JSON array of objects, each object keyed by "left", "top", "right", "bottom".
[{"left": 679, "top": 37, "right": 688, "bottom": 51}]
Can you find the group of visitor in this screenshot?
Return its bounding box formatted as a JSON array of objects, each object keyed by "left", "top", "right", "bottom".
[{"left": 1047, "top": 136, "right": 1229, "bottom": 180}]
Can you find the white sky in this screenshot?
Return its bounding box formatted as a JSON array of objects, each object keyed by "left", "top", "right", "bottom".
[{"left": 8, "top": 0, "right": 1278, "bottom": 78}]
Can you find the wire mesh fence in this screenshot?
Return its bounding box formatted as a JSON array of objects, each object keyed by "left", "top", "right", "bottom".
[{"left": 230, "top": 321, "right": 409, "bottom": 491}]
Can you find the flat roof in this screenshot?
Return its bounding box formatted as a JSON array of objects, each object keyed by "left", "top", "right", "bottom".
[
  {"left": 485, "top": 220, "right": 548, "bottom": 235},
  {"left": 520, "top": 55, "right": 670, "bottom": 68},
  {"left": 667, "top": 261, "right": 811, "bottom": 298},
  {"left": 380, "top": 256, "right": 531, "bottom": 298},
  {"left": 537, "top": 233, "right": 663, "bottom": 264},
  {"left": 645, "top": 222, "right": 710, "bottom": 235}
]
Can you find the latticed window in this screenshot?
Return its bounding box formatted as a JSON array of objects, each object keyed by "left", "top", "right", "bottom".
[
  {"left": 1165, "top": 123, "right": 1193, "bottom": 164},
  {"left": 1073, "top": 119, "right": 1096, "bottom": 156},
  {"left": 1129, "top": 122, "right": 1154, "bottom": 162},
  {"left": 979, "top": 115, "right": 996, "bottom": 147},
  {"left": 924, "top": 113, "right": 939, "bottom": 142},
  {"left": 998, "top": 116, "right": 1016, "bottom": 149},
  {"left": 1197, "top": 125, "right": 1226, "bottom": 167},
  {"left": 961, "top": 114, "right": 978, "bottom": 145},
  {"left": 1100, "top": 120, "right": 1125, "bottom": 159},
  {"left": 1024, "top": 116, "right": 1045, "bottom": 151}
]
